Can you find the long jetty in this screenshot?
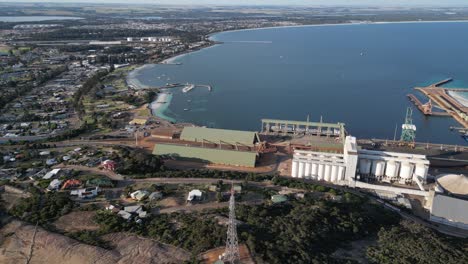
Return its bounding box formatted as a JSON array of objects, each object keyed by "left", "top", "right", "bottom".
[
  {"left": 413, "top": 79, "right": 468, "bottom": 128},
  {"left": 407, "top": 94, "right": 450, "bottom": 116}
]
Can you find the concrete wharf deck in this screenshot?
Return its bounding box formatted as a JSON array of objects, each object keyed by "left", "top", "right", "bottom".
[{"left": 414, "top": 79, "right": 468, "bottom": 128}]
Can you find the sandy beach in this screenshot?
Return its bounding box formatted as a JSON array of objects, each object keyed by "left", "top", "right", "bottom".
[{"left": 149, "top": 92, "right": 176, "bottom": 122}]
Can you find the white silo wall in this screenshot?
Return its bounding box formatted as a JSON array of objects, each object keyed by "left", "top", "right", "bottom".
[
  {"left": 399, "top": 162, "right": 414, "bottom": 180},
  {"left": 385, "top": 161, "right": 400, "bottom": 178},
  {"left": 318, "top": 164, "right": 325, "bottom": 180},
  {"left": 338, "top": 166, "right": 345, "bottom": 181},
  {"left": 311, "top": 163, "right": 318, "bottom": 178},
  {"left": 414, "top": 164, "right": 429, "bottom": 179},
  {"left": 324, "top": 164, "right": 332, "bottom": 182},
  {"left": 372, "top": 160, "right": 386, "bottom": 177},
  {"left": 298, "top": 162, "right": 305, "bottom": 178},
  {"left": 331, "top": 165, "right": 338, "bottom": 182},
  {"left": 305, "top": 162, "right": 311, "bottom": 178},
  {"left": 291, "top": 161, "right": 298, "bottom": 178},
  {"left": 359, "top": 159, "right": 371, "bottom": 175}
]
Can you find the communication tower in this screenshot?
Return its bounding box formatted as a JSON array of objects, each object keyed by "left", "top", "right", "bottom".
[{"left": 223, "top": 184, "right": 241, "bottom": 264}]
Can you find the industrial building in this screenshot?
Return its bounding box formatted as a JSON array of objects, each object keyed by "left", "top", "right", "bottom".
[
  {"left": 290, "top": 135, "right": 431, "bottom": 198},
  {"left": 153, "top": 127, "right": 260, "bottom": 168},
  {"left": 428, "top": 192, "right": 468, "bottom": 230},
  {"left": 291, "top": 136, "right": 430, "bottom": 186}
]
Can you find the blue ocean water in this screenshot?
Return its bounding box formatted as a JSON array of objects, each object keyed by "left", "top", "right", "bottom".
[{"left": 133, "top": 22, "right": 468, "bottom": 145}]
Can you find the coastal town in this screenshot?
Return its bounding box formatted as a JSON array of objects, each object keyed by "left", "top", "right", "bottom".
[{"left": 1, "top": 2, "right": 468, "bottom": 264}]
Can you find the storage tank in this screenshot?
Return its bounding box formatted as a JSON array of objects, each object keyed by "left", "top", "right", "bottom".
[
  {"left": 372, "top": 160, "right": 386, "bottom": 177},
  {"left": 338, "top": 166, "right": 345, "bottom": 181},
  {"left": 414, "top": 164, "right": 429, "bottom": 179},
  {"left": 331, "top": 165, "right": 339, "bottom": 183},
  {"left": 399, "top": 162, "right": 414, "bottom": 180},
  {"left": 298, "top": 162, "right": 305, "bottom": 178},
  {"left": 311, "top": 163, "right": 318, "bottom": 178},
  {"left": 385, "top": 161, "right": 400, "bottom": 178},
  {"left": 324, "top": 164, "right": 332, "bottom": 182},
  {"left": 304, "top": 162, "right": 311, "bottom": 178},
  {"left": 318, "top": 164, "right": 325, "bottom": 180},
  {"left": 291, "top": 161, "right": 298, "bottom": 178},
  {"left": 359, "top": 159, "right": 371, "bottom": 175}
]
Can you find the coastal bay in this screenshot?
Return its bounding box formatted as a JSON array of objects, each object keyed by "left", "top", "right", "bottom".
[{"left": 129, "top": 21, "right": 468, "bottom": 145}]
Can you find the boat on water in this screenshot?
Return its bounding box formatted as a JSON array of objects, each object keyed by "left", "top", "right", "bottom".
[
  {"left": 184, "top": 108, "right": 189, "bottom": 111},
  {"left": 462, "top": 132, "right": 468, "bottom": 142},
  {"left": 182, "top": 83, "right": 195, "bottom": 93},
  {"left": 187, "top": 99, "right": 192, "bottom": 102}
]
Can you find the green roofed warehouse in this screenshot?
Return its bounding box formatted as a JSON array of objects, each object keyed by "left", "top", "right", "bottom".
[{"left": 153, "top": 127, "right": 260, "bottom": 168}]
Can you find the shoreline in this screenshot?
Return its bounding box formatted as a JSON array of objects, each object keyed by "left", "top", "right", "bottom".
[
  {"left": 148, "top": 91, "right": 176, "bottom": 123},
  {"left": 208, "top": 19, "right": 468, "bottom": 39}
]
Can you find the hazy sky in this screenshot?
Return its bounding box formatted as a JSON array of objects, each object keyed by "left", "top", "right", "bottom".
[{"left": 2, "top": 0, "right": 468, "bottom": 6}]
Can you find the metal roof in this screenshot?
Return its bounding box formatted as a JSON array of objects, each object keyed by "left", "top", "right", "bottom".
[
  {"left": 180, "top": 127, "right": 259, "bottom": 146},
  {"left": 431, "top": 194, "right": 468, "bottom": 225},
  {"left": 436, "top": 174, "right": 468, "bottom": 196},
  {"left": 153, "top": 143, "right": 257, "bottom": 167}
]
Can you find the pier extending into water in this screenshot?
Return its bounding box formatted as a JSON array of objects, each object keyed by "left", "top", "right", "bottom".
[
  {"left": 407, "top": 94, "right": 450, "bottom": 116},
  {"left": 411, "top": 79, "right": 468, "bottom": 128}
]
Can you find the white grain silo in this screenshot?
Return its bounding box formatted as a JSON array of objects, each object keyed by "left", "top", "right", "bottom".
[
  {"left": 324, "top": 164, "right": 332, "bottom": 182},
  {"left": 414, "top": 163, "right": 429, "bottom": 180},
  {"left": 372, "top": 160, "right": 386, "bottom": 177},
  {"left": 311, "top": 163, "right": 318, "bottom": 179},
  {"left": 385, "top": 161, "right": 400, "bottom": 179},
  {"left": 305, "top": 162, "right": 311, "bottom": 178},
  {"left": 291, "top": 161, "right": 298, "bottom": 178},
  {"left": 331, "top": 165, "right": 338, "bottom": 183},
  {"left": 359, "top": 159, "right": 371, "bottom": 175},
  {"left": 399, "top": 162, "right": 414, "bottom": 183},
  {"left": 338, "top": 166, "right": 345, "bottom": 181},
  {"left": 298, "top": 162, "right": 305, "bottom": 178},
  {"left": 318, "top": 164, "right": 325, "bottom": 180}
]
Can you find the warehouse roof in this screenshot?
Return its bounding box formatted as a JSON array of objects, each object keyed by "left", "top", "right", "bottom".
[
  {"left": 436, "top": 174, "right": 468, "bottom": 196},
  {"left": 153, "top": 143, "right": 257, "bottom": 167},
  {"left": 180, "top": 127, "right": 259, "bottom": 146},
  {"left": 431, "top": 194, "right": 468, "bottom": 225}
]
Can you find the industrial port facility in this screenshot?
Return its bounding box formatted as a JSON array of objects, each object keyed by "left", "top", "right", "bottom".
[{"left": 150, "top": 116, "right": 468, "bottom": 232}]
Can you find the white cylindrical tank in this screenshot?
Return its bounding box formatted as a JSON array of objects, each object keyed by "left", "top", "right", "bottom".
[
  {"left": 298, "top": 162, "right": 305, "bottom": 178},
  {"left": 338, "top": 166, "right": 345, "bottom": 181},
  {"left": 372, "top": 160, "right": 386, "bottom": 177},
  {"left": 414, "top": 164, "right": 429, "bottom": 179},
  {"left": 311, "top": 163, "right": 318, "bottom": 178},
  {"left": 385, "top": 161, "right": 400, "bottom": 178},
  {"left": 291, "top": 161, "right": 298, "bottom": 178},
  {"left": 318, "top": 164, "right": 324, "bottom": 180},
  {"left": 324, "top": 164, "right": 331, "bottom": 182},
  {"left": 305, "top": 162, "right": 311, "bottom": 178},
  {"left": 359, "top": 159, "right": 371, "bottom": 175},
  {"left": 399, "top": 162, "right": 414, "bottom": 180},
  {"left": 331, "top": 165, "right": 338, "bottom": 182}
]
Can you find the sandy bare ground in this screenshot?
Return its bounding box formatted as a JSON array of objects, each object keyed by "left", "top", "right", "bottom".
[
  {"left": 53, "top": 211, "right": 100, "bottom": 233},
  {"left": 102, "top": 233, "right": 191, "bottom": 264},
  {"left": 54, "top": 164, "right": 124, "bottom": 181},
  {"left": 0, "top": 220, "right": 190, "bottom": 264}
]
